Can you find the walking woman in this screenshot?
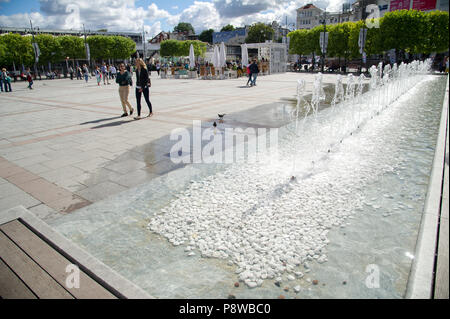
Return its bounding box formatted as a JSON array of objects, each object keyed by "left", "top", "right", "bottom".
[
  {"left": 134, "top": 58, "right": 153, "bottom": 120},
  {"left": 116, "top": 63, "right": 134, "bottom": 117}
]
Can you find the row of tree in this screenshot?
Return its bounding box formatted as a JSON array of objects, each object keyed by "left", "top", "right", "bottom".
[
  {"left": 0, "top": 33, "right": 136, "bottom": 68},
  {"left": 160, "top": 40, "right": 207, "bottom": 57},
  {"left": 288, "top": 10, "right": 449, "bottom": 62}
]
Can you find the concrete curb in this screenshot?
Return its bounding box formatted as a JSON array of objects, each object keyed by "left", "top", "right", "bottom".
[{"left": 406, "top": 75, "right": 449, "bottom": 299}]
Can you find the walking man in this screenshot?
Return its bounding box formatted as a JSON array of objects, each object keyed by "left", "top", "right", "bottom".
[{"left": 249, "top": 60, "right": 259, "bottom": 87}]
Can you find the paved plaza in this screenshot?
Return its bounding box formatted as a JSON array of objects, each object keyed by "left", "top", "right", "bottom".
[{"left": 0, "top": 72, "right": 339, "bottom": 220}]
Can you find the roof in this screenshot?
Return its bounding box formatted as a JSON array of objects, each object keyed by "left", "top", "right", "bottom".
[{"left": 298, "top": 3, "right": 321, "bottom": 10}]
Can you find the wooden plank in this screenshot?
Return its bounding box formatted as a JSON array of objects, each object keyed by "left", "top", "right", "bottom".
[
  {"left": 0, "top": 230, "right": 74, "bottom": 299},
  {"left": 0, "top": 220, "right": 116, "bottom": 299},
  {"left": 0, "top": 258, "right": 37, "bottom": 299}
]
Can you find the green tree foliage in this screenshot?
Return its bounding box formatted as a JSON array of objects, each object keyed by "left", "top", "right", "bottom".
[
  {"left": 86, "top": 35, "right": 113, "bottom": 60},
  {"left": 307, "top": 26, "right": 322, "bottom": 56},
  {"left": 0, "top": 33, "right": 34, "bottom": 68},
  {"left": 57, "top": 35, "right": 85, "bottom": 60},
  {"left": 288, "top": 29, "right": 311, "bottom": 56},
  {"left": 34, "top": 34, "right": 63, "bottom": 65},
  {"left": 109, "top": 36, "right": 136, "bottom": 60},
  {"left": 160, "top": 39, "right": 206, "bottom": 57},
  {"left": 288, "top": 10, "right": 449, "bottom": 60},
  {"left": 199, "top": 29, "right": 214, "bottom": 44},
  {"left": 421, "top": 11, "right": 449, "bottom": 54},
  {"left": 245, "top": 23, "right": 274, "bottom": 43},
  {"left": 348, "top": 20, "right": 365, "bottom": 58},
  {"left": 221, "top": 24, "right": 235, "bottom": 32},
  {"left": 380, "top": 10, "right": 426, "bottom": 52},
  {"left": 174, "top": 22, "right": 195, "bottom": 34},
  {"left": 327, "top": 22, "right": 352, "bottom": 59}
]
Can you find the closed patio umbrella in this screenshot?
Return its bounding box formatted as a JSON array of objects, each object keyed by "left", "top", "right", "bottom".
[
  {"left": 241, "top": 43, "right": 249, "bottom": 67},
  {"left": 189, "top": 44, "right": 196, "bottom": 69},
  {"left": 219, "top": 42, "right": 227, "bottom": 68}
]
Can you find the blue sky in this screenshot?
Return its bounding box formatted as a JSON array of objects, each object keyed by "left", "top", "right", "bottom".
[{"left": 0, "top": 0, "right": 342, "bottom": 37}]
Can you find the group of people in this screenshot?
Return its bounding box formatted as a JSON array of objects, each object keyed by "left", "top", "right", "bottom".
[{"left": 1, "top": 68, "right": 12, "bottom": 92}]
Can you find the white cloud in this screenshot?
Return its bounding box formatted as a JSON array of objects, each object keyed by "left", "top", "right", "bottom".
[{"left": 0, "top": 0, "right": 350, "bottom": 37}]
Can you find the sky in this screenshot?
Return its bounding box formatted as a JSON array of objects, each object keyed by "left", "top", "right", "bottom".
[{"left": 0, "top": 0, "right": 349, "bottom": 38}]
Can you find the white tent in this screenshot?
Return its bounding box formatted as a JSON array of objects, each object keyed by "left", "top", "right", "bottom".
[
  {"left": 241, "top": 43, "right": 249, "bottom": 67},
  {"left": 189, "top": 44, "right": 195, "bottom": 69}
]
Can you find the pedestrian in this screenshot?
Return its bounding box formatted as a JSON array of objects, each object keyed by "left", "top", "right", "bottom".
[
  {"left": 156, "top": 61, "right": 161, "bottom": 76},
  {"left": 1, "top": 68, "right": 12, "bottom": 92},
  {"left": 77, "top": 66, "right": 82, "bottom": 80},
  {"left": 134, "top": 58, "right": 153, "bottom": 120},
  {"left": 249, "top": 60, "right": 259, "bottom": 87},
  {"left": 115, "top": 63, "right": 134, "bottom": 118},
  {"left": 246, "top": 64, "right": 252, "bottom": 86},
  {"left": 110, "top": 65, "right": 117, "bottom": 79},
  {"left": 26, "top": 68, "right": 33, "bottom": 89},
  {"left": 69, "top": 66, "right": 74, "bottom": 80},
  {"left": 83, "top": 64, "right": 89, "bottom": 83},
  {"left": 95, "top": 66, "right": 102, "bottom": 86},
  {"left": 101, "top": 62, "right": 110, "bottom": 85}
]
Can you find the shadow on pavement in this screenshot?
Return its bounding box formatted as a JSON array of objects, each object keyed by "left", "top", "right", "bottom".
[
  {"left": 91, "top": 119, "right": 135, "bottom": 129},
  {"left": 80, "top": 116, "right": 122, "bottom": 125}
]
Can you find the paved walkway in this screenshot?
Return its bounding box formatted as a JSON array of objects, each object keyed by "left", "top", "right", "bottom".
[{"left": 0, "top": 72, "right": 337, "bottom": 220}]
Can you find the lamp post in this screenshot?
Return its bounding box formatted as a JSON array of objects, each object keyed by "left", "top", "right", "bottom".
[{"left": 29, "top": 20, "right": 39, "bottom": 79}]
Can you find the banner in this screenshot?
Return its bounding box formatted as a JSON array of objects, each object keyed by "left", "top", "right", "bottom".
[
  {"left": 390, "top": 0, "right": 410, "bottom": 10},
  {"left": 32, "top": 42, "right": 40, "bottom": 63},
  {"left": 412, "top": 0, "right": 437, "bottom": 10}
]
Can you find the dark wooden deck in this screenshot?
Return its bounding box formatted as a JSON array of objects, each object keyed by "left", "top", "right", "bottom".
[{"left": 0, "top": 219, "right": 117, "bottom": 299}]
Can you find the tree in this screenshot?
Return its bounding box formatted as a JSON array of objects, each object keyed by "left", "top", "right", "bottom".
[
  {"left": 160, "top": 39, "right": 182, "bottom": 57},
  {"left": 86, "top": 35, "right": 114, "bottom": 61},
  {"left": 380, "top": 9, "right": 426, "bottom": 56},
  {"left": 288, "top": 29, "right": 311, "bottom": 56},
  {"left": 199, "top": 29, "right": 214, "bottom": 44},
  {"left": 34, "top": 34, "right": 63, "bottom": 65},
  {"left": 245, "top": 23, "right": 274, "bottom": 43},
  {"left": 0, "top": 33, "right": 34, "bottom": 68},
  {"left": 109, "top": 36, "right": 136, "bottom": 60},
  {"left": 421, "top": 11, "right": 449, "bottom": 54},
  {"left": 160, "top": 39, "right": 206, "bottom": 57},
  {"left": 327, "top": 22, "right": 352, "bottom": 61},
  {"left": 174, "top": 22, "right": 195, "bottom": 34},
  {"left": 57, "top": 35, "right": 85, "bottom": 60},
  {"left": 221, "top": 24, "right": 235, "bottom": 32}
]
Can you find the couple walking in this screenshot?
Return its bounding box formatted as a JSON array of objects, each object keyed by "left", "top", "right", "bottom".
[
  {"left": 246, "top": 60, "right": 259, "bottom": 87},
  {"left": 116, "top": 58, "right": 153, "bottom": 120}
]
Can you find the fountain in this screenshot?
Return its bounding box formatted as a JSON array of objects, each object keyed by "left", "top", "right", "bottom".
[{"left": 146, "top": 60, "right": 436, "bottom": 289}]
